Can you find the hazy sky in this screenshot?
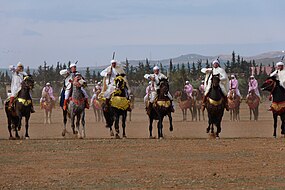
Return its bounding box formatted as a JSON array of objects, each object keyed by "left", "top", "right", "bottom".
[{"left": 1, "top": 0, "right": 285, "bottom": 68}]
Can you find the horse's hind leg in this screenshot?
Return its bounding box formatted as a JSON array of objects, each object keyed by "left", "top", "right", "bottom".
[
  {"left": 25, "top": 116, "right": 30, "bottom": 139},
  {"left": 81, "top": 112, "right": 86, "bottom": 138},
  {"left": 168, "top": 113, "right": 173, "bottom": 132},
  {"left": 273, "top": 114, "right": 278, "bottom": 137},
  {"left": 122, "top": 112, "right": 127, "bottom": 138},
  {"left": 114, "top": 114, "right": 120, "bottom": 139},
  {"left": 149, "top": 117, "right": 154, "bottom": 138},
  {"left": 76, "top": 114, "right": 82, "bottom": 139},
  {"left": 62, "top": 110, "right": 68, "bottom": 137}
]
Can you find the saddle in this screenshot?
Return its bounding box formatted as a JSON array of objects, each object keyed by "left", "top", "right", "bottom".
[{"left": 271, "top": 101, "right": 285, "bottom": 114}]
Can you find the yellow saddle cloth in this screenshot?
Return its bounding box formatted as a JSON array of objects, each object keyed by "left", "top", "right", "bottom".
[
  {"left": 208, "top": 98, "right": 223, "bottom": 106},
  {"left": 271, "top": 101, "right": 285, "bottom": 114},
  {"left": 111, "top": 96, "right": 130, "bottom": 110},
  {"left": 155, "top": 100, "right": 171, "bottom": 108}
]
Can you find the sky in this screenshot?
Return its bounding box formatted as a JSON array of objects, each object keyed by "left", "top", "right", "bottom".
[{"left": 1, "top": 0, "right": 285, "bottom": 68}]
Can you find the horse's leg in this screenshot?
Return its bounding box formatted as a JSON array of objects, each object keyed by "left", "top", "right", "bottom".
[
  {"left": 25, "top": 115, "right": 30, "bottom": 139},
  {"left": 82, "top": 111, "right": 86, "bottom": 138},
  {"left": 256, "top": 105, "right": 259, "bottom": 121},
  {"left": 160, "top": 116, "right": 164, "bottom": 138},
  {"left": 211, "top": 123, "right": 214, "bottom": 134},
  {"left": 216, "top": 122, "right": 221, "bottom": 138},
  {"left": 168, "top": 113, "right": 173, "bottom": 132},
  {"left": 189, "top": 107, "right": 193, "bottom": 121},
  {"left": 62, "top": 110, "right": 68, "bottom": 137},
  {"left": 76, "top": 114, "right": 82, "bottom": 139},
  {"left": 48, "top": 109, "right": 52, "bottom": 124},
  {"left": 157, "top": 115, "right": 162, "bottom": 138},
  {"left": 122, "top": 111, "right": 127, "bottom": 138},
  {"left": 249, "top": 109, "right": 252, "bottom": 121},
  {"left": 149, "top": 116, "right": 154, "bottom": 138},
  {"left": 273, "top": 113, "right": 278, "bottom": 138},
  {"left": 206, "top": 118, "right": 211, "bottom": 133},
  {"left": 114, "top": 112, "right": 120, "bottom": 139}
]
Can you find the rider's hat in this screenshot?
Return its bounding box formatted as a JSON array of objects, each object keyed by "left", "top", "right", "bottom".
[
  {"left": 185, "top": 80, "right": 190, "bottom": 84},
  {"left": 250, "top": 75, "right": 255, "bottom": 79},
  {"left": 70, "top": 63, "right": 77, "bottom": 68},
  {"left": 231, "top": 74, "right": 235, "bottom": 78},
  {"left": 153, "top": 66, "right": 160, "bottom": 71},
  {"left": 276, "top": 61, "right": 284, "bottom": 67},
  {"left": 212, "top": 59, "right": 220, "bottom": 65},
  {"left": 17, "top": 62, "right": 23, "bottom": 68},
  {"left": 111, "top": 59, "right": 117, "bottom": 64}
]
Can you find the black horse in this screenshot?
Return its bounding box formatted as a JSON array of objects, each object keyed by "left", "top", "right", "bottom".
[
  {"left": 5, "top": 75, "right": 34, "bottom": 139},
  {"left": 147, "top": 78, "right": 173, "bottom": 139},
  {"left": 205, "top": 74, "right": 225, "bottom": 138},
  {"left": 261, "top": 76, "right": 285, "bottom": 137},
  {"left": 103, "top": 74, "right": 129, "bottom": 139}
]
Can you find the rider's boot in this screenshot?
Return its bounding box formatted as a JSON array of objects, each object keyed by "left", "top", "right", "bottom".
[
  {"left": 30, "top": 103, "right": 35, "bottom": 113},
  {"left": 85, "top": 98, "right": 90, "bottom": 109},
  {"left": 8, "top": 96, "right": 14, "bottom": 110},
  {"left": 170, "top": 100, "right": 175, "bottom": 113},
  {"left": 104, "top": 98, "right": 110, "bottom": 112},
  {"left": 224, "top": 95, "right": 229, "bottom": 111},
  {"left": 201, "top": 95, "right": 207, "bottom": 112},
  {"left": 63, "top": 99, "right": 68, "bottom": 111}
]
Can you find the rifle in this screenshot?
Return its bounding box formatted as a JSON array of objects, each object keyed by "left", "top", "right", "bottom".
[{"left": 108, "top": 52, "right": 115, "bottom": 85}]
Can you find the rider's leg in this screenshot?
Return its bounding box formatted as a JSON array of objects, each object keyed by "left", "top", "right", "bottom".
[
  {"left": 8, "top": 96, "right": 15, "bottom": 109},
  {"left": 63, "top": 89, "right": 70, "bottom": 111}
]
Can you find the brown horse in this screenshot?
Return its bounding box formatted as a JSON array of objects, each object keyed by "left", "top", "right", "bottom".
[
  {"left": 192, "top": 89, "right": 205, "bottom": 121},
  {"left": 227, "top": 89, "right": 240, "bottom": 121},
  {"left": 174, "top": 90, "right": 193, "bottom": 121},
  {"left": 246, "top": 90, "right": 260, "bottom": 121},
  {"left": 92, "top": 89, "right": 104, "bottom": 122},
  {"left": 41, "top": 90, "right": 54, "bottom": 124}
]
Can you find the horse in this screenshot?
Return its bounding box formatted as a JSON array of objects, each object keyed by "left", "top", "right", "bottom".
[
  {"left": 60, "top": 88, "right": 69, "bottom": 137},
  {"left": 5, "top": 75, "right": 34, "bottom": 139},
  {"left": 227, "top": 89, "right": 240, "bottom": 121},
  {"left": 147, "top": 78, "right": 173, "bottom": 139},
  {"left": 246, "top": 90, "right": 260, "bottom": 121},
  {"left": 261, "top": 76, "right": 285, "bottom": 137},
  {"left": 128, "top": 93, "right": 135, "bottom": 122},
  {"left": 192, "top": 89, "right": 205, "bottom": 121},
  {"left": 205, "top": 74, "right": 225, "bottom": 138},
  {"left": 92, "top": 89, "right": 104, "bottom": 122},
  {"left": 103, "top": 74, "right": 129, "bottom": 139},
  {"left": 40, "top": 90, "right": 54, "bottom": 124},
  {"left": 174, "top": 90, "right": 193, "bottom": 121},
  {"left": 62, "top": 75, "right": 87, "bottom": 139}
]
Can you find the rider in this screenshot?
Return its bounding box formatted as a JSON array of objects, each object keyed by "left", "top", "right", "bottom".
[
  {"left": 144, "top": 66, "right": 174, "bottom": 112},
  {"left": 201, "top": 59, "right": 229, "bottom": 111},
  {"left": 8, "top": 62, "right": 35, "bottom": 113},
  {"left": 270, "top": 61, "right": 285, "bottom": 88},
  {"left": 247, "top": 75, "right": 260, "bottom": 99},
  {"left": 61, "top": 63, "right": 89, "bottom": 110},
  {"left": 144, "top": 81, "right": 155, "bottom": 108},
  {"left": 91, "top": 81, "right": 102, "bottom": 106},
  {"left": 100, "top": 59, "right": 130, "bottom": 109},
  {"left": 228, "top": 74, "right": 241, "bottom": 99},
  {"left": 184, "top": 81, "right": 193, "bottom": 98},
  {"left": 199, "top": 80, "right": 205, "bottom": 95},
  {"left": 40, "top": 82, "right": 55, "bottom": 105}
]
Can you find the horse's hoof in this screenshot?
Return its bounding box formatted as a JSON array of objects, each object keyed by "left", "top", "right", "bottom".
[
  {"left": 149, "top": 136, "right": 155, "bottom": 139},
  {"left": 206, "top": 128, "right": 210, "bottom": 133},
  {"left": 9, "top": 137, "right": 15, "bottom": 140},
  {"left": 115, "top": 134, "right": 120, "bottom": 139},
  {"left": 110, "top": 130, "right": 114, "bottom": 136},
  {"left": 123, "top": 135, "right": 127, "bottom": 139},
  {"left": 216, "top": 136, "right": 220, "bottom": 140},
  {"left": 62, "top": 130, "right": 66, "bottom": 137},
  {"left": 16, "top": 136, "right": 21, "bottom": 140},
  {"left": 169, "top": 127, "right": 173, "bottom": 132},
  {"left": 25, "top": 136, "right": 30, "bottom": 140},
  {"left": 159, "top": 137, "right": 164, "bottom": 140}
]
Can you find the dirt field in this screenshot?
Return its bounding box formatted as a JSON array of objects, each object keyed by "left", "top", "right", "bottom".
[{"left": 0, "top": 101, "right": 285, "bottom": 189}]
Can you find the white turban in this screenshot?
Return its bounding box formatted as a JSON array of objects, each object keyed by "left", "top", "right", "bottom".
[
  {"left": 153, "top": 66, "right": 159, "bottom": 71},
  {"left": 276, "top": 62, "right": 284, "bottom": 66},
  {"left": 185, "top": 81, "right": 189, "bottom": 84},
  {"left": 111, "top": 59, "right": 117, "bottom": 64},
  {"left": 17, "top": 62, "right": 23, "bottom": 67},
  {"left": 212, "top": 59, "right": 220, "bottom": 65},
  {"left": 46, "top": 82, "right": 51, "bottom": 86},
  {"left": 231, "top": 74, "right": 235, "bottom": 78},
  {"left": 70, "top": 63, "right": 77, "bottom": 68},
  {"left": 250, "top": 75, "right": 255, "bottom": 78}
]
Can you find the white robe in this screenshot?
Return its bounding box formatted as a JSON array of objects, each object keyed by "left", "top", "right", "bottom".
[
  {"left": 270, "top": 69, "right": 285, "bottom": 88},
  {"left": 201, "top": 67, "right": 229, "bottom": 96}
]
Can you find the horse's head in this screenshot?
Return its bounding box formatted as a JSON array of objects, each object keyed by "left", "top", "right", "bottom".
[
  {"left": 174, "top": 90, "right": 182, "bottom": 99},
  {"left": 158, "top": 78, "right": 169, "bottom": 97},
  {"left": 73, "top": 74, "right": 87, "bottom": 88},
  {"left": 228, "top": 89, "right": 236, "bottom": 99},
  {"left": 211, "top": 74, "right": 220, "bottom": 87},
  {"left": 261, "top": 76, "right": 277, "bottom": 92},
  {"left": 22, "top": 75, "right": 34, "bottom": 90},
  {"left": 114, "top": 74, "right": 127, "bottom": 91}
]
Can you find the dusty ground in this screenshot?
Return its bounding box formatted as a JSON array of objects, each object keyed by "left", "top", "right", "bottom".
[{"left": 0, "top": 101, "right": 285, "bottom": 189}]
